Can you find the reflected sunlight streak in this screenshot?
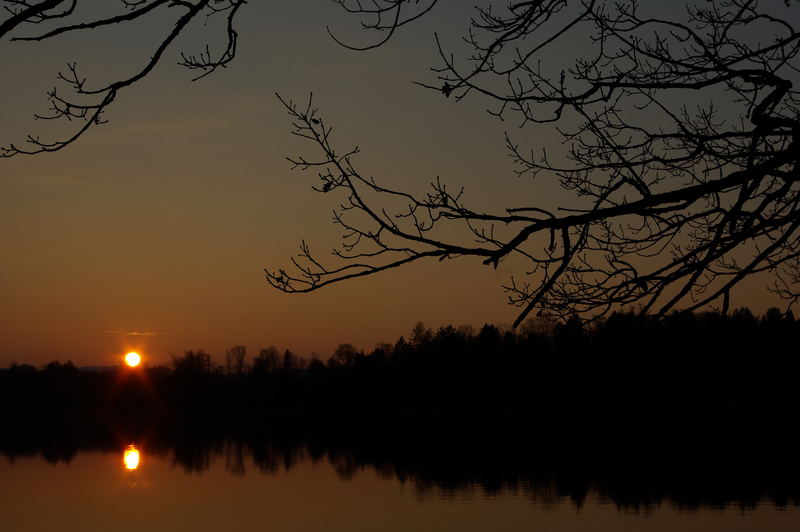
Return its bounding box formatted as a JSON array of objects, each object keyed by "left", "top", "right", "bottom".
[{"left": 123, "top": 445, "right": 140, "bottom": 470}]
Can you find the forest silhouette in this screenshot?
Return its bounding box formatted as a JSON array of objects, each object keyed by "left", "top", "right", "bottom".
[{"left": 2, "top": 307, "right": 799, "bottom": 424}]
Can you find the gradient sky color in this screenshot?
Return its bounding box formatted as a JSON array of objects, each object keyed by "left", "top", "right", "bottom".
[{"left": 0, "top": 1, "right": 788, "bottom": 366}]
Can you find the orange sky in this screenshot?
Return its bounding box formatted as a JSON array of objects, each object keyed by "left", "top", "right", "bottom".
[{"left": 0, "top": 2, "right": 789, "bottom": 367}]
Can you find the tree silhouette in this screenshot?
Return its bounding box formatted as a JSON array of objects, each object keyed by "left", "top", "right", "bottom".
[
  {"left": 0, "top": 0, "right": 245, "bottom": 157},
  {"left": 329, "top": 343, "right": 359, "bottom": 368},
  {"left": 252, "top": 346, "right": 281, "bottom": 375},
  {"left": 225, "top": 345, "right": 247, "bottom": 376},
  {"left": 267, "top": 1, "right": 800, "bottom": 325}
]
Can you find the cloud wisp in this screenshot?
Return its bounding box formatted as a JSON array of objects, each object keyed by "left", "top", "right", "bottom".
[{"left": 104, "top": 329, "right": 163, "bottom": 337}]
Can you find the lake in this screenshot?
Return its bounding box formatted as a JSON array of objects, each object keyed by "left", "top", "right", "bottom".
[{"left": 2, "top": 428, "right": 800, "bottom": 532}]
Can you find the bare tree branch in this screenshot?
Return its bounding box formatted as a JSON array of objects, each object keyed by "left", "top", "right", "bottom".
[
  {"left": 272, "top": 0, "right": 800, "bottom": 325},
  {"left": 0, "top": 0, "right": 247, "bottom": 157}
]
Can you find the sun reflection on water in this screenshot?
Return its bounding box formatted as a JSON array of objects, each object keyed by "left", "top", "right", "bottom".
[{"left": 123, "top": 444, "right": 140, "bottom": 471}]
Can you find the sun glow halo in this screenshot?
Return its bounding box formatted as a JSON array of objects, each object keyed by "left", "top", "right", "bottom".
[{"left": 124, "top": 352, "right": 141, "bottom": 367}]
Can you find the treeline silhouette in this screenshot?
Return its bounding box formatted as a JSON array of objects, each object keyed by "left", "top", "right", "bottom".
[{"left": 2, "top": 307, "right": 799, "bottom": 424}]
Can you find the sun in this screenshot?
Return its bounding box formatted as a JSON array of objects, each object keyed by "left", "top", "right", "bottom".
[{"left": 124, "top": 352, "right": 142, "bottom": 367}]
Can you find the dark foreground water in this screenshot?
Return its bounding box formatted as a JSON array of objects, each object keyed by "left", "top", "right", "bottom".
[
  {"left": 2, "top": 447, "right": 799, "bottom": 532},
  {"left": 2, "top": 420, "right": 800, "bottom": 532}
]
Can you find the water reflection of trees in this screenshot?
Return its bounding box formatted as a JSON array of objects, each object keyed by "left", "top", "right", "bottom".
[{"left": 3, "top": 424, "right": 799, "bottom": 511}]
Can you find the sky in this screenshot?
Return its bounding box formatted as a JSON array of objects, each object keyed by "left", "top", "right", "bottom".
[{"left": 0, "top": 1, "right": 791, "bottom": 367}]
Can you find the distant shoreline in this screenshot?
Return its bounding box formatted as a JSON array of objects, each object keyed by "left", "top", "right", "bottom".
[{"left": 3, "top": 307, "right": 799, "bottom": 433}]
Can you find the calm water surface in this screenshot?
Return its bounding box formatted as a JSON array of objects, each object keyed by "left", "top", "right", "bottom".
[{"left": 2, "top": 443, "right": 799, "bottom": 532}]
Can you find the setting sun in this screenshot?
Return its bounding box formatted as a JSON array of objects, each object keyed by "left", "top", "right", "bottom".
[
  {"left": 124, "top": 352, "right": 141, "bottom": 367},
  {"left": 123, "top": 445, "right": 140, "bottom": 470}
]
